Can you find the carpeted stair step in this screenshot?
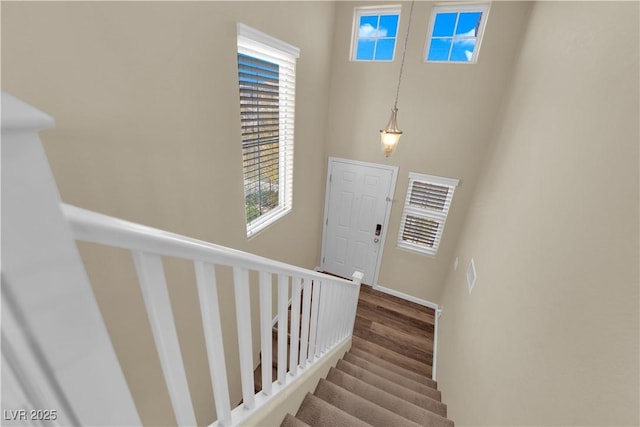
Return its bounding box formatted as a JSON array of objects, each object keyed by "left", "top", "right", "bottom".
[
  {"left": 295, "top": 392, "right": 371, "bottom": 427},
  {"left": 326, "top": 367, "right": 453, "bottom": 426},
  {"left": 281, "top": 413, "right": 311, "bottom": 427},
  {"left": 314, "top": 379, "right": 422, "bottom": 427},
  {"left": 336, "top": 359, "right": 447, "bottom": 417},
  {"left": 343, "top": 353, "right": 441, "bottom": 401},
  {"left": 349, "top": 347, "right": 438, "bottom": 389}
]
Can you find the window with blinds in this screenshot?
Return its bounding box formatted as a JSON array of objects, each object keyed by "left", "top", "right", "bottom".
[
  {"left": 237, "top": 24, "right": 299, "bottom": 237},
  {"left": 397, "top": 172, "right": 459, "bottom": 255}
]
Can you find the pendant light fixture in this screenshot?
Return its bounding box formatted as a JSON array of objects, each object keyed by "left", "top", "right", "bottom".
[{"left": 380, "top": 0, "right": 415, "bottom": 157}]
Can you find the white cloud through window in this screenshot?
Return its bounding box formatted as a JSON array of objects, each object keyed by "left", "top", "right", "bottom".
[{"left": 359, "top": 23, "right": 388, "bottom": 39}]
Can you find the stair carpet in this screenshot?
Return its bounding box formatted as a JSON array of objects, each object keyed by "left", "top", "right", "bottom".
[{"left": 280, "top": 345, "right": 453, "bottom": 426}]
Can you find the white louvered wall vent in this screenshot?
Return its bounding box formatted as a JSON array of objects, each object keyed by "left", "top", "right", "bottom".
[{"left": 467, "top": 258, "right": 477, "bottom": 294}]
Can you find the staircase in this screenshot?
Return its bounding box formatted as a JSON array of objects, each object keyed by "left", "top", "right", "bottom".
[
  {"left": 280, "top": 346, "right": 452, "bottom": 426},
  {"left": 271, "top": 284, "right": 453, "bottom": 426}
]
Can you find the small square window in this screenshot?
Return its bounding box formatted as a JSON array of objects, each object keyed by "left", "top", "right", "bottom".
[
  {"left": 351, "top": 6, "right": 401, "bottom": 62},
  {"left": 425, "top": 3, "right": 490, "bottom": 63}
]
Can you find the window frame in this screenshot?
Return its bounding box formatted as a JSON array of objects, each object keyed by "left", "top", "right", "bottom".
[
  {"left": 397, "top": 172, "right": 459, "bottom": 256},
  {"left": 350, "top": 5, "right": 402, "bottom": 62},
  {"left": 423, "top": 2, "right": 490, "bottom": 64},
  {"left": 237, "top": 23, "right": 300, "bottom": 238}
]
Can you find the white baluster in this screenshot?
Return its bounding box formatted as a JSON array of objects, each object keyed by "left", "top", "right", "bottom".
[
  {"left": 132, "top": 252, "right": 196, "bottom": 426},
  {"left": 308, "top": 280, "right": 321, "bottom": 361},
  {"left": 325, "top": 282, "right": 336, "bottom": 347},
  {"left": 331, "top": 283, "right": 342, "bottom": 345},
  {"left": 299, "top": 278, "right": 312, "bottom": 368},
  {"left": 316, "top": 281, "right": 329, "bottom": 355},
  {"left": 289, "top": 277, "right": 302, "bottom": 376},
  {"left": 344, "top": 286, "right": 353, "bottom": 338},
  {"left": 258, "top": 271, "right": 273, "bottom": 396},
  {"left": 323, "top": 281, "right": 333, "bottom": 352},
  {"left": 336, "top": 285, "right": 347, "bottom": 341},
  {"left": 343, "top": 286, "right": 351, "bottom": 339},
  {"left": 193, "top": 261, "right": 231, "bottom": 425},
  {"left": 232, "top": 267, "right": 254, "bottom": 409},
  {"left": 277, "top": 275, "right": 288, "bottom": 384}
]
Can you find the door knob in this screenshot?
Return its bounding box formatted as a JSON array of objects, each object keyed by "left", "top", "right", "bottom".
[{"left": 374, "top": 237, "right": 380, "bottom": 243}]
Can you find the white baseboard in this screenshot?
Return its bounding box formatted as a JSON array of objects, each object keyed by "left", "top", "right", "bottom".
[{"left": 372, "top": 284, "right": 440, "bottom": 311}]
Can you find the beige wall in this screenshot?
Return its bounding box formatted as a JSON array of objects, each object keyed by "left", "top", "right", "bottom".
[
  {"left": 4, "top": 1, "right": 639, "bottom": 425},
  {"left": 436, "top": 1, "right": 639, "bottom": 425},
  {"left": 325, "top": 1, "right": 532, "bottom": 301},
  {"left": 2, "top": 2, "right": 336, "bottom": 425}
]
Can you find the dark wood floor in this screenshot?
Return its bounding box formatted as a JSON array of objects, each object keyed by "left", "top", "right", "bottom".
[{"left": 352, "top": 285, "right": 435, "bottom": 378}]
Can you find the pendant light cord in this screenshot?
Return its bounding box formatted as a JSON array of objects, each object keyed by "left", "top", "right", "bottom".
[{"left": 394, "top": 0, "right": 415, "bottom": 109}]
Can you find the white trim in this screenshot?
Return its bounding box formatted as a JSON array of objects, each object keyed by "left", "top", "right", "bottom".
[
  {"left": 354, "top": 4, "right": 402, "bottom": 13},
  {"left": 408, "top": 172, "right": 459, "bottom": 188},
  {"left": 237, "top": 23, "right": 300, "bottom": 58},
  {"left": 320, "top": 157, "right": 398, "bottom": 286},
  {"left": 246, "top": 205, "right": 292, "bottom": 239},
  {"left": 350, "top": 5, "right": 402, "bottom": 62},
  {"left": 237, "top": 27, "right": 298, "bottom": 238},
  {"left": 423, "top": 2, "right": 491, "bottom": 64},
  {"left": 371, "top": 284, "right": 440, "bottom": 311},
  {"left": 432, "top": 306, "right": 442, "bottom": 381}
]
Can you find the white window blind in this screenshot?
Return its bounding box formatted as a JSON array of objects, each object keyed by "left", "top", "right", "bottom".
[
  {"left": 397, "top": 172, "right": 459, "bottom": 255},
  {"left": 237, "top": 24, "right": 299, "bottom": 237}
]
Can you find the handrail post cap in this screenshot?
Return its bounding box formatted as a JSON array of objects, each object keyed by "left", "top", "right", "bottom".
[{"left": 351, "top": 271, "right": 364, "bottom": 283}]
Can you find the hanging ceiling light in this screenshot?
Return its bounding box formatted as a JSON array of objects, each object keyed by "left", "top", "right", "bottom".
[{"left": 380, "top": 0, "right": 415, "bottom": 157}]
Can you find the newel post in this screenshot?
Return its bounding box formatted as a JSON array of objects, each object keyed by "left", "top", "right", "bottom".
[
  {"left": 1, "top": 93, "right": 141, "bottom": 425},
  {"left": 351, "top": 271, "right": 364, "bottom": 287}
]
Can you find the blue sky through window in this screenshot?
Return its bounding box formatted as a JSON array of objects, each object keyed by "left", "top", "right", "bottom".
[
  {"left": 427, "top": 10, "right": 484, "bottom": 62},
  {"left": 354, "top": 11, "right": 399, "bottom": 61}
]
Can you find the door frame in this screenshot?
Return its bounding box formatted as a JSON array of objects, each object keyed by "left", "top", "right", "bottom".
[{"left": 320, "top": 157, "right": 399, "bottom": 286}]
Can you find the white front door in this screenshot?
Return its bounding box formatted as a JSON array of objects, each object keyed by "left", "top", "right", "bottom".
[{"left": 321, "top": 158, "right": 398, "bottom": 285}]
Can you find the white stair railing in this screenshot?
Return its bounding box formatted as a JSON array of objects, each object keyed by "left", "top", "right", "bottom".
[
  {"left": 64, "top": 205, "right": 362, "bottom": 426},
  {"left": 2, "top": 92, "right": 363, "bottom": 427}
]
